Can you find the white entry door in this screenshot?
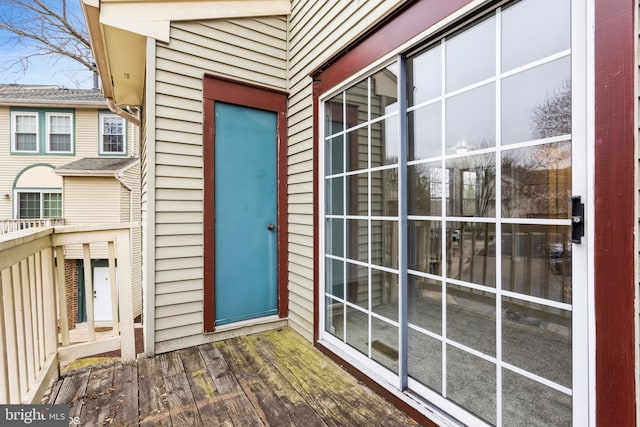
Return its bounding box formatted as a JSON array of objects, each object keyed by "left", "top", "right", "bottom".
[{"left": 93, "top": 267, "right": 114, "bottom": 321}]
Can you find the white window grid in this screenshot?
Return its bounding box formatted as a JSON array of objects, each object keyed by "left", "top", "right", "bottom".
[
  {"left": 318, "top": 1, "right": 588, "bottom": 425},
  {"left": 99, "top": 114, "right": 126, "bottom": 154},
  {"left": 46, "top": 112, "right": 73, "bottom": 153},
  {"left": 11, "top": 111, "right": 39, "bottom": 153}
]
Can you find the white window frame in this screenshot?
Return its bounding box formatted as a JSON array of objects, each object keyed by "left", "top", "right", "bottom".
[
  {"left": 10, "top": 111, "right": 39, "bottom": 153},
  {"left": 317, "top": 1, "right": 593, "bottom": 426},
  {"left": 45, "top": 112, "right": 74, "bottom": 154},
  {"left": 99, "top": 113, "right": 127, "bottom": 155},
  {"left": 13, "top": 189, "right": 63, "bottom": 219}
]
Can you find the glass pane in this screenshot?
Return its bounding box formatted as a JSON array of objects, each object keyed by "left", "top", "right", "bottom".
[
  {"left": 408, "top": 102, "right": 441, "bottom": 161},
  {"left": 326, "top": 135, "right": 344, "bottom": 175},
  {"left": 502, "top": 368, "right": 571, "bottom": 427},
  {"left": 502, "top": 297, "right": 572, "bottom": 387},
  {"left": 501, "top": 224, "right": 572, "bottom": 304},
  {"left": 49, "top": 115, "right": 70, "bottom": 132},
  {"left": 371, "top": 63, "right": 398, "bottom": 119},
  {"left": 347, "top": 262, "right": 368, "bottom": 308},
  {"left": 43, "top": 193, "right": 61, "bottom": 218},
  {"left": 408, "top": 161, "right": 442, "bottom": 216},
  {"left": 16, "top": 134, "right": 37, "bottom": 151},
  {"left": 371, "top": 116, "right": 399, "bottom": 167},
  {"left": 502, "top": 57, "right": 571, "bottom": 145},
  {"left": 445, "top": 16, "right": 495, "bottom": 92},
  {"left": 371, "top": 317, "right": 398, "bottom": 373},
  {"left": 446, "top": 153, "right": 496, "bottom": 217},
  {"left": 446, "top": 222, "right": 496, "bottom": 287},
  {"left": 345, "top": 78, "right": 368, "bottom": 128},
  {"left": 345, "top": 306, "right": 368, "bottom": 355},
  {"left": 446, "top": 83, "right": 496, "bottom": 154},
  {"left": 346, "top": 219, "right": 368, "bottom": 262},
  {"left": 325, "top": 92, "right": 344, "bottom": 136},
  {"left": 346, "top": 173, "right": 368, "bottom": 216},
  {"left": 408, "top": 220, "right": 442, "bottom": 275},
  {"left": 325, "top": 218, "right": 343, "bottom": 257},
  {"left": 447, "top": 346, "right": 496, "bottom": 425},
  {"left": 502, "top": 0, "right": 571, "bottom": 72},
  {"left": 371, "top": 269, "right": 398, "bottom": 321},
  {"left": 371, "top": 168, "right": 398, "bottom": 216},
  {"left": 408, "top": 328, "right": 442, "bottom": 393},
  {"left": 408, "top": 44, "right": 441, "bottom": 106},
  {"left": 16, "top": 114, "right": 36, "bottom": 132},
  {"left": 408, "top": 275, "right": 442, "bottom": 333},
  {"left": 325, "top": 258, "right": 344, "bottom": 299},
  {"left": 371, "top": 220, "right": 398, "bottom": 269},
  {"left": 103, "top": 135, "right": 124, "bottom": 153},
  {"left": 325, "top": 177, "right": 343, "bottom": 215},
  {"left": 50, "top": 134, "right": 71, "bottom": 152},
  {"left": 325, "top": 296, "right": 344, "bottom": 340},
  {"left": 346, "top": 126, "right": 368, "bottom": 172},
  {"left": 502, "top": 141, "right": 571, "bottom": 219},
  {"left": 18, "top": 192, "right": 40, "bottom": 219},
  {"left": 447, "top": 284, "right": 496, "bottom": 356},
  {"left": 103, "top": 116, "right": 124, "bottom": 134}
]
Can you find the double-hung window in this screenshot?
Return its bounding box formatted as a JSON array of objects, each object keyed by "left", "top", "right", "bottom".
[
  {"left": 99, "top": 114, "right": 126, "bottom": 154},
  {"left": 11, "top": 112, "right": 38, "bottom": 152},
  {"left": 46, "top": 112, "right": 73, "bottom": 153}
]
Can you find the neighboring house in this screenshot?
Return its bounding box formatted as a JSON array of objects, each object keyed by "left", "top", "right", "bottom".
[
  {"left": 0, "top": 84, "right": 142, "bottom": 325},
  {"left": 81, "top": 0, "right": 637, "bottom": 426}
]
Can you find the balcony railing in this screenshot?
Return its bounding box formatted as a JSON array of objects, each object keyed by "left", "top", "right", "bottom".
[
  {"left": 1, "top": 219, "right": 65, "bottom": 236},
  {"left": 0, "top": 223, "right": 135, "bottom": 404}
]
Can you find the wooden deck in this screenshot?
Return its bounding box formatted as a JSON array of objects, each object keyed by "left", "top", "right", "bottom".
[{"left": 46, "top": 327, "right": 419, "bottom": 426}]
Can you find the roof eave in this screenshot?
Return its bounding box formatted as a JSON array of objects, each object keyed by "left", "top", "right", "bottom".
[{"left": 0, "top": 100, "right": 107, "bottom": 108}]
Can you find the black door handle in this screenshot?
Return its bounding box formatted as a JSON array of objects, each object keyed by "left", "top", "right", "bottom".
[{"left": 571, "top": 196, "right": 584, "bottom": 243}]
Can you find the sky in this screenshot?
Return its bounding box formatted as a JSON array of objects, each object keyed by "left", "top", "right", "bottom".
[{"left": 0, "top": 0, "right": 95, "bottom": 89}]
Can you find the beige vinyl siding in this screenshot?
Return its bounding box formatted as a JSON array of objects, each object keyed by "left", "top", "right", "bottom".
[
  {"left": 0, "top": 106, "right": 11, "bottom": 219},
  {"left": 121, "top": 163, "right": 143, "bottom": 318},
  {"left": 62, "top": 176, "right": 121, "bottom": 260},
  {"left": 0, "top": 107, "right": 106, "bottom": 220},
  {"left": 286, "top": 0, "right": 404, "bottom": 341},
  {"left": 152, "top": 16, "right": 287, "bottom": 352}
]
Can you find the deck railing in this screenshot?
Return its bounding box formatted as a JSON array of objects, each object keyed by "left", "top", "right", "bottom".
[
  {"left": 1, "top": 219, "right": 65, "bottom": 235},
  {"left": 0, "top": 223, "right": 135, "bottom": 404}
]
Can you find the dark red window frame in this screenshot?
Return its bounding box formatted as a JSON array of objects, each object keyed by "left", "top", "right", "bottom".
[
  {"left": 202, "top": 74, "right": 289, "bottom": 333},
  {"left": 311, "top": 0, "right": 636, "bottom": 425}
]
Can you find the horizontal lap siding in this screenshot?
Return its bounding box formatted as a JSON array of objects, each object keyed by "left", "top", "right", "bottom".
[
  {"left": 122, "top": 164, "right": 143, "bottom": 318},
  {"left": 287, "top": 0, "right": 404, "bottom": 341},
  {"left": 153, "top": 16, "right": 287, "bottom": 352},
  {"left": 0, "top": 108, "right": 103, "bottom": 220}
]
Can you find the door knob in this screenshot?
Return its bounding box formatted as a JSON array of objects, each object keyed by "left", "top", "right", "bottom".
[{"left": 267, "top": 223, "right": 275, "bottom": 231}]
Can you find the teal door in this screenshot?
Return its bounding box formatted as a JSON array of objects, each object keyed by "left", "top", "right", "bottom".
[{"left": 214, "top": 102, "right": 278, "bottom": 325}]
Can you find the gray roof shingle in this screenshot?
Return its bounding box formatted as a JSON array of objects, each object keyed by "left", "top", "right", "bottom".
[
  {"left": 0, "top": 84, "right": 106, "bottom": 106},
  {"left": 56, "top": 157, "right": 138, "bottom": 175}
]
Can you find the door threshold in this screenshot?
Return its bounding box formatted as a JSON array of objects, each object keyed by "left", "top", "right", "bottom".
[{"left": 207, "top": 315, "right": 287, "bottom": 340}]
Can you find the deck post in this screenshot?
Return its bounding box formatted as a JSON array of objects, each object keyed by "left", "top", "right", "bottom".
[{"left": 115, "top": 229, "right": 135, "bottom": 361}]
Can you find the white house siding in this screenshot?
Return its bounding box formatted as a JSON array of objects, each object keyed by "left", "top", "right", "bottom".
[
  {"left": 286, "top": 0, "right": 405, "bottom": 341},
  {"left": 152, "top": 16, "right": 287, "bottom": 353}
]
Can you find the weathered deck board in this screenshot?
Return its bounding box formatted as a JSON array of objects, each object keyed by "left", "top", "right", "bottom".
[{"left": 47, "top": 328, "right": 418, "bottom": 427}]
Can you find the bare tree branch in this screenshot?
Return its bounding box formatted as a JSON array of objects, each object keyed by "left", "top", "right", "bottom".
[{"left": 0, "top": 0, "right": 96, "bottom": 80}]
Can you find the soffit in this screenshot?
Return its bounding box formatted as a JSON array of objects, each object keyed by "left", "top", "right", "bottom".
[{"left": 81, "top": 0, "right": 291, "bottom": 107}]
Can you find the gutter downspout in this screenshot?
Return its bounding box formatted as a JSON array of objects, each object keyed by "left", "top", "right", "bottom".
[{"left": 107, "top": 97, "right": 141, "bottom": 127}]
